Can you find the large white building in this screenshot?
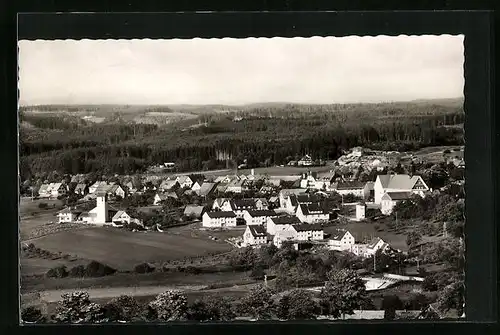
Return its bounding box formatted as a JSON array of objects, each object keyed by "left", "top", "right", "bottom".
[
  {"left": 202, "top": 211, "right": 237, "bottom": 228},
  {"left": 328, "top": 229, "right": 356, "bottom": 251},
  {"left": 374, "top": 174, "right": 429, "bottom": 205},
  {"left": 380, "top": 192, "right": 412, "bottom": 215},
  {"left": 243, "top": 225, "right": 268, "bottom": 247},
  {"left": 243, "top": 210, "right": 278, "bottom": 226},
  {"left": 295, "top": 203, "right": 329, "bottom": 223},
  {"left": 266, "top": 215, "right": 301, "bottom": 235}
]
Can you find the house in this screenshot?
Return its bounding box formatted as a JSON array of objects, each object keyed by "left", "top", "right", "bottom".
[
  {"left": 216, "top": 183, "right": 229, "bottom": 194},
  {"left": 273, "top": 228, "right": 298, "bottom": 248},
  {"left": 266, "top": 178, "right": 281, "bottom": 187},
  {"left": 285, "top": 194, "right": 321, "bottom": 213},
  {"left": 88, "top": 181, "right": 107, "bottom": 194},
  {"left": 74, "top": 183, "right": 89, "bottom": 196},
  {"left": 356, "top": 203, "right": 366, "bottom": 221},
  {"left": 153, "top": 192, "right": 178, "bottom": 206},
  {"left": 196, "top": 182, "right": 217, "bottom": 197},
  {"left": 328, "top": 229, "right": 356, "bottom": 251},
  {"left": 243, "top": 210, "right": 278, "bottom": 226},
  {"left": 299, "top": 171, "right": 328, "bottom": 190},
  {"left": 351, "top": 147, "right": 364, "bottom": 157},
  {"left": 125, "top": 181, "right": 141, "bottom": 195},
  {"left": 164, "top": 162, "right": 176, "bottom": 169},
  {"left": 374, "top": 174, "right": 429, "bottom": 204},
  {"left": 278, "top": 189, "right": 308, "bottom": 208},
  {"left": 106, "top": 184, "right": 126, "bottom": 199},
  {"left": 191, "top": 181, "right": 202, "bottom": 192},
  {"left": 37, "top": 184, "right": 50, "bottom": 198},
  {"left": 183, "top": 205, "right": 205, "bottom": 220},
  {"left": 49, "top": 183, "right": 68, "bottom": 198},
  {"left": 243, "top": 225, "right": 268, "bottom": 247},
  {"left": 215, "top": 175, "right": 239, "bottom": 184},
  {"left": 212, "top": 198, "right": 229, "bottom": 210},
  {"left": 175, "top": 176, "right": 193, "bottom": 189},
  {"left": 159, "top": 180, "right": 179, "bottom": 192},
  {"left": 259, "top": 185, "right": 274, "bottom": 194},
  {"left": 331, "top": 181, "right": 369, "bottom": 199},
  {"left": 291, "top": 224, "right": 324, "bottom": 241},
  {"left": 202, "top": 211, "right": 237, "bottom": 228},
  {"left": 295, "top": 203, "right": 329, "bottom": 223},
  {"left": 221, "top": 199, "right": 258, "bottom": 218},
  {"left": 268, "top": 196, "right": 280, "bottom": 208},
  {"left": 380, "top": 192, "right": 412, "bottom": 215},
  {"left": 112, "top": 211, "right": 131, "bottom": 224},
  {"left": 266, "top": 215, "right": 301, "bottom": 235},
  {"left": 298, "top": 155, "right": 314, "bottom": 167},
  {"left": 364, "top": 238, "right": 391, "bottom": 257},
  {"left": 57, "top": 207, "right": 82, "bottom": 223}
]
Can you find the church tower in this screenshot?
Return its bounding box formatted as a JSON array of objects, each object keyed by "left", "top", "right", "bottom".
[{"left": 95, "top": 192, "right": 109, "bottom": 223}]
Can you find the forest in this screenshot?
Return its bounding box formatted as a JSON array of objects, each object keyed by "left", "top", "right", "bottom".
[{"left": 19, "top": 100, "right": 464, "bottom": 180}]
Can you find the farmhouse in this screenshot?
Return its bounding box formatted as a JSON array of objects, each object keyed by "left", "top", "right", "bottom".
[
  {"left": 183, "top": 205, "right": 205, "bottom": 220},
  {"left": 175, "top": 176, "right": 193, "bottom": 189},
  {"left": 266, "top": 215, "right": 302, "bottom": 235},
  {"left": 57, "top": 207, "right": 82, "bottom": 223},
  {"left": 380, "top": 192, "right": 412, "bottom": 215},
  {"left": 291, "top": 224, "right": 324, "bottom": 241},
  {"left": 124, "top": 181, "right": 140, "bottom": 195},
  {"left": 374, "top": 174, "right": 429, "bottom": 204},
  {"left": 202, "top": 211, "right": 237, "bottom": 228},
  {"left": 243, "top": 210, "right": 278, "bottom": 226},
  {"left": 328, "top": 229, "right": 356, "bottom": 251},
  {"left": 106, "top": 184, "right": 126, "bottom": 199},
  {"left": 74, "top": 183, "right": 89, "bottom": 196},
  {"left": 243, "top": 225, "right": 268, "bottom": 247},
  {"left": 285, "top": 194, "right": 321, "bottom": 213},
  {"left": 364, "top": 238, "right": 391, "bottom": 257},
  {"left": 221, "top": 199, "right": 258, "bottom": 218},
  {"left": 295, "top": 203, "right": 329, "bottom": 223}
]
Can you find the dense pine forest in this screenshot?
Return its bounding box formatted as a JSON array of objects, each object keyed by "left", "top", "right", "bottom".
[{"left": 19, "top": 100, "right": 464, "bottom": 180}]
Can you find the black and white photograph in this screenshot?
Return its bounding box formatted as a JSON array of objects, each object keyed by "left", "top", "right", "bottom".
[{"left": 18, "top": 35, "right": 465, "bottom": 323}]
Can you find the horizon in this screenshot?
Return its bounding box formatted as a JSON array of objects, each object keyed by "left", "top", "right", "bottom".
[{"left": 18, "top": 36, "right": 464, "bottom": 106}]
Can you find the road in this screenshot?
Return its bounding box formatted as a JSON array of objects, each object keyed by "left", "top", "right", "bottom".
[{"left": 37, "top": 282, "right": 259, "bottom": 303}]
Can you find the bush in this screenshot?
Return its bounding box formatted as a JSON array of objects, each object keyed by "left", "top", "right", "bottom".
[
  {"left": 134, "top": 262, "right": 156, "bottom": 274},
  {"left": 21, "top": 306, "right": 44, "bottom": 323},
  {"left": 68, "top": 265, "right": 86, "bottom": 277},
  {"left": 85, "top": 261, "right": 117, "bottom": 277},
  {"left": 249, "top": 265, "right": 265, "bottom": 280},
  {"left": 38, "top": 202, "right": 48, "bottom": 209},
  {"left": 46, "top": 265, "right": 69, "bottom": 278}
]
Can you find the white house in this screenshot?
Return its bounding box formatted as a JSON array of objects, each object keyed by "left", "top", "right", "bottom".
[
  {"left": 202, "top": 211, "right": 237, "bottom": 228},
  {"left": 196, "top": 182, "right": 217, "bottom": 197},
  {"left": 106, "top": 184, "right": 126, "bottom": 199},
  {"left": 255, "top": 198, "right": 269, "bottom": 210},
  {"left": 112, "top": 211, "right": 131, "bottom": 224},
  {"left": 243, "top": 210, "right": 278, "bottom": 226},
  {"left": 364, "top": 238, "right": 391, "bottom": 257},
  {"left": 380, "top": 192, "right": 412, "bottom": 215},
  {"left": 374, "top": 174, "right": 429, "bottom": 205},
  {"left": 331, "top": 181, "right": 369, "bottom": 199},
  {"left": 356, "top": 203, "right": 366, "bottom": 221},
  {"left": 57, "top": 207, "right": 82, "bottom": 223},
  {"left": 51, "top": 183, "right": 68, "bottom": 197},
  {"left": 295, "top": 204, "right": 329, "bottom": 223},
  {"left": 74, "top": 183, "right": 89, "bottom": 196},
  {"left": 266, "top": 215, "right": 301, "bottom": 235},
  {"left": 212, "top": 198, "right": 229, "bottom": 210},
  {"left": 291, "top": 224, "right": 324, "bottom": 241},
  {"left": 285, "top": 194, "right": 321, "bottom": 213},
  {"left": 328, "top": 229, "right": 355, "bottom": 251},
  {"left": 243, "top": 225, "right": 268, "bottom": 247},
  {"left": 226, "top": 180, "right": 245, "bottom": 194},
  {"left": 298, "top": 155, "right": 314, "bottom": 167},
  {"left": 153, "top": 192, "right": 178, "bottom": 205},
  {"left": 176, "top": 176, "right": 193, "bottom": 189},
  {"left": 273, "top": 227, "right": 298, "bottom": 248},
  {"left": 221, "top": 199, "right": 257, "bottom": 218}
]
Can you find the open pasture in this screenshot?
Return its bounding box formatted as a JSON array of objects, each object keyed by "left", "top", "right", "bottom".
[{"left": 29, "top": 226, "right": 233, "bottom": 270}]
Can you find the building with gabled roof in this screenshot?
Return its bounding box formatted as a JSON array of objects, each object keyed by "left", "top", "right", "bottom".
[
  {"left": 331, "top": 181, "right": 369, "bottom": 199},
  {"left": 328, "top": 229, "right": 356, "bottom": 251},
  {"left": 243, "top": 209, "right": 278, "bottom": 226},
  {"left": 175, "top": 175, "right": 194, "bottom": 189},
  {"left": 266, "top": 215, "right": 302, "bottom": 235},
  {"left": 380, "top": 191, "right": 412, "bottom": 215},
  {"left": 196, "top": 182, "right": 217, "bottom": 197},
  {"left": 202, "top": 211, "right": 237, "bottom": 228},
  {"left": 290, "top": 223, "right": 324, "bottom": 241},
  {"left": 296, "top": 203, "right": 329, "bottom": 223},
  {"left": 159, "top": 180, "right": 179, "bottom": 192},
  {"left": 57, "top": 207, "right": 83, "bottom": 223},
  {"left": 112, "top": 210, "right": 131, "bottom": 224},
  {"left": 243, "top": 225, "right": 268, "bottom": 247},
  {"left": 183, "top": 205, "right": 205, "bottom": 219},
  {"left": 374, "top": 174, "right": 429, "bottom": 204},
  {"left": 278, "top": 188, "right": 308, "bottom": 208},
  {"left": 74, "top": 183, "right": 89, "bottom": 196}
]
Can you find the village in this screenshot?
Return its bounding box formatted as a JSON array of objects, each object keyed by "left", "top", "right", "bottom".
[{"left": 24, "top": 145, "right": 464, "bottom": 262}]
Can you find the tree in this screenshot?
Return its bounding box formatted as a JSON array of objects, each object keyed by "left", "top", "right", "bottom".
[
  {"left": 187, "top": 296, "right": 236, "bottom": 321},
  {"left": 382, "top": 295, "right": 404, "bottom": 320},
  {"left": 276, "top": 289, "right": 318, "bottom": 320},
  {"left": 437, "top": 279, "right": 465, "bottom": 317},
  {"left": 319, "top": 269, "right": 367, "bottom": 319},
  {"left": 102, "top": 295, "right": 142, "bottom": 322},
  {"left": 53, "top": 291, "right": 106, "bottom": 323},
  {"left": 238, "top": 285, "right": 276, "bottom": 320},
  {"left": 406, "top": 231, "right": 422, "bottom": 249},
  {"left": 146, "top": 290, "right": 188, "bottom": 322}
]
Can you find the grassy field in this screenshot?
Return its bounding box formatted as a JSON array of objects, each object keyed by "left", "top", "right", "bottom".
[
  {"left": 20, "top": 198, "right": 64, "bottom": 217},
  {"left": 27, "top": 226, "right": 234, "bottom": 270}
]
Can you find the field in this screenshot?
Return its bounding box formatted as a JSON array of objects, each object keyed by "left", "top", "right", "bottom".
[{"left": 28, "top": 226, "right": 234, "bottom": 270}]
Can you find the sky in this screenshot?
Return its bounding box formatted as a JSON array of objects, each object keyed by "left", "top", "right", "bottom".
[{"left": 18, "top": 35, "right": 464, "bottom": 106}]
